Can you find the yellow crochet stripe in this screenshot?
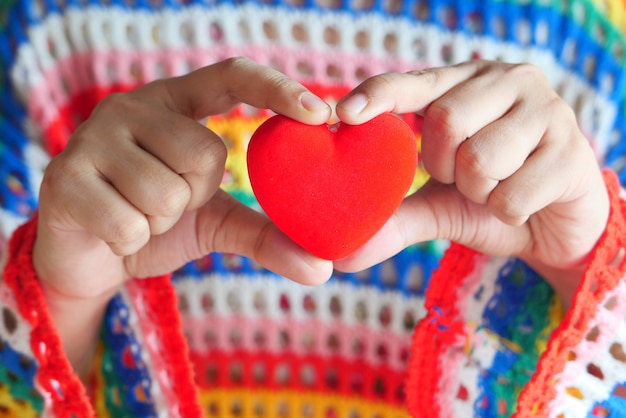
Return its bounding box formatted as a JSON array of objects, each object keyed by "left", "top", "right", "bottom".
[
  {"left": 0, "top": 384, "right": 39, "bottom": 418},
  {"left": 535, "top": 293, "right": 564, "bottom": 354},
  {"left": 207, "top": 116, "right": 264, "bottom": 196},
  {"left": 92, "top": 343, "right": 113, "bottom": 418},
  {"left": 208, "top": 115, "right": 428, "bottom": 198},
  {"left": 199, "top": 388, "right": 411, "bottom": 418},
  {"left": 589, "top": 0, "right": 626, "bottom": 31}
]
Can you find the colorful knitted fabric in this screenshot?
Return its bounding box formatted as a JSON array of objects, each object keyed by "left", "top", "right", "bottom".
[{"left": 1, "top": 0, "right": 626, "bottom": 417}]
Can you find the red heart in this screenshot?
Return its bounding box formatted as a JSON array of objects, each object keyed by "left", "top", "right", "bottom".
[{"left": 247, "top": 113, "right": 417, "bottom": 260}]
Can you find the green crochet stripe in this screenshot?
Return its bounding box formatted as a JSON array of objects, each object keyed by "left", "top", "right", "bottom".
[
  {"left": 567, "top": 0, "right": 626, "bottom": 62},
  {"left": 494, "top": 265, "right": 558, "bottom": 417},
  {"left": 100, "top": 342, "right": 136, "bottom": 418},
  {"left": 0, "top": 361, "right": 44, "bottom": 413},
  {"left": 0, "top": 0, "right": 14, "bottom": 25}
]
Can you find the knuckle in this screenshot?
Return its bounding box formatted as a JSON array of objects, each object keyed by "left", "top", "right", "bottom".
[
  {"left": 506, "top": 62, "right": 548, "bottom": 84},
  {"left": 220, "top": 56, "right": 251, "bottom": 71},
  {"left": 108, "top": 213, "right": 149, "bottom": 254},
  {"left": 424, "top": 101, "right": 464, "bottom": 145},
  {"left": 217, "top": 57, "right": 253, "bottom": 85},
  {"left": 155, "top": 177, "right": 191, "bottom": 216},
  {"left": 488, "top": 187, "right": 527, "bottom": 223},
  {"left": 94, "top": 92, "right": 131, "bottom": 114},
  {"left": 191, "top": 138, "right": 228, "bottom": 174},
  {"left": 456, "top": 140, "right": 490, "bottom": 179},
  {"left": 549, "top": 95, "right": 577, "bottom": 126},
  {"left": 90, "top": 92, "right": 144, "bottom": 125},
  {"left": 40, "top": 155, "right": 84, "bottom": 196},
  {"left": 413, "top": 68, "right": 441, "bottom": 89},
  {"left": 363, "top": 72, "right": 403, "bottom": 92}
]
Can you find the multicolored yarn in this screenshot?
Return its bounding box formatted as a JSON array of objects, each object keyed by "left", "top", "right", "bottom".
[{"left": 1, "top": 0, "right": 626, "bottom": 417}]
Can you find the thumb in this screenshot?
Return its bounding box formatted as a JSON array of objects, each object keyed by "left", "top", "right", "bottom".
[
  {"left": 128, "top": 190, "right": 334, "bottom": 285},
  {"left": 333, "top": 180, "right": 529, "bottom": 272}
]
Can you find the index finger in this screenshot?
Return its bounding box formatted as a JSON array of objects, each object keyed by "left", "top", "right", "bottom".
[
  {"left": 161, "top": 57, "right": 332, "bottom": 124},
  {"left": 336, "top": 60, "right": 489, "bottom": 124}
]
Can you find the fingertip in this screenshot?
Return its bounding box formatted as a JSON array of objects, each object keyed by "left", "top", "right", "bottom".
[
  {"left": 297, "top": 92, "right": 332, "bottom": 124},
  {"left": 251, "top": 222, "right": 333, "bottom": 285},
  {"left": 336, "top": 93, "right": 371, "bottom": 124},
  {"left": 300, "top": 92, "right": 329, "bottom": 112},
  {"left": 297, "top": 255, "right": 334, "bottom": 286},
  {"left": 339, "top": 93, "right": 369, "bottom": 114}
]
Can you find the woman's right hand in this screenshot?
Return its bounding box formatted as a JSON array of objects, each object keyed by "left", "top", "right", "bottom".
[
  {"left": 34, "top": 57, "right": 333, "bottom": 300},
  {"left": 32, "top": 58, "right": 333, "bottom": 379}
]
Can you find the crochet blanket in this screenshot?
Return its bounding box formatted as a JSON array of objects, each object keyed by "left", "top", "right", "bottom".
[{"left": 1, "top": 0, "right": 626, "bottom": 416}]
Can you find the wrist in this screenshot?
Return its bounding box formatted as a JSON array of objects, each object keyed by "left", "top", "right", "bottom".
[
  {"left": 40, "top": 281, "right": 113, "bottom": 382},
  {"left": 532, "top": 170, "right": 626, "bottom": 309}
]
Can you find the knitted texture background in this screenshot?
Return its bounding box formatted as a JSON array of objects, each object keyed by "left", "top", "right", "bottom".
[{"left": 1, "top": 0, "right": 626, "bottom": 417}]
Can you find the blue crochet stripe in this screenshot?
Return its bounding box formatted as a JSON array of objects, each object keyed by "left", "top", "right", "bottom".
[
  {"left": 588, "top": 385, "right": 626, "bottom": 417},
  {"left": 3, "top": 0, "right": 623, "bottom": 97},
  {"left": 0, "top": 119, "right": 38, "bottom": 220},
  {"left": 1, "top": 0, "right": 622, "bottom": 108},
  {"left": 480, "top": 259, "right": 549, "bottom": 338},
  {"left": 173, "top": 241, "right": 442, "bottom": 297},
  {"left": 474, "top": 259, "right": 555, "bottom": 417},
  {"left": 101, "top": 294, "right": 157, "bottom": 417},
  {"left": 0, "top": 336, "right": 45, "bottom": 413},
  {"left": 1, "top": 0, "right": 625, "bottom": 195},
  {"left": 0, "top": 336, "right": 37, "bottom": 386},
  {"left": 2, "top": 0, "right": 626, "bottom": 185}
]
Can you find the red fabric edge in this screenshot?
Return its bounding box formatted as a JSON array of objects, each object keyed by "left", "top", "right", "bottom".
[
  {"left": 3, "top": 214, "right": 95, "bottom": 417},
  {"left": 405, "top": 170, "right": 626, "bottom": 417},
  {"left": 405, "top": 242, "right": 480, "bottom": 417},
  {"left": 3, "top": 214, "right": 202, "bottom": 416},
  {"left": 188, "top": 349, "right": 406, "bottom": 404},
  {"left": 513, "top": 170, "right": 626, "bottom": 417},
  {"left": 127, "top": 277, "right": 203, "bottom": 417}
]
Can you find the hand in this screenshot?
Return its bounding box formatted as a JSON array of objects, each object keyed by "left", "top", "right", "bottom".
[
  {"left": 334, "top": 60, "right": 609, "bottom": 306},
  {"left": 35, "top": 57, "right": 334, "bottom": 299}
]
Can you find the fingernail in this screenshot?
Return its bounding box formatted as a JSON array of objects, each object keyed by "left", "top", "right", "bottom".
[
  {"left": 340, "top": 93, "right": 368, "bottom": 114},
  {"left": 301, "top": 92, "right": 328, "bottom": 111}
]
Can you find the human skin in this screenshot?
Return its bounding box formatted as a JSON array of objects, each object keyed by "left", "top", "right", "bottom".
[
  {"left": 33, "top": 57, "right": 334, "bottom": 382},
  {"left": 32, "top": 58, "right": 609, "bottom": 382},
  {"left": 334, "top": 60, "right": 610, "bottom": 309}
]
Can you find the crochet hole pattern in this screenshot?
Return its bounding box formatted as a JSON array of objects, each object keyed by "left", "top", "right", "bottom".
[
  {"left": 173, "top": 266, "right": 425, "bottom": 417},
  {"left": 3, "top": 0, "right": 623, "bottom": 165},
  {"left": 4, "top": 1, "right": 626, "bottom": 417}
]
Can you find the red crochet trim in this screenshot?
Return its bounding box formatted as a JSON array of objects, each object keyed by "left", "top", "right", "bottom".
[
  {"left": 405, "top": 170, "right": 626, "bottom": 417},
  {"left": 405, "top": 242, "right": 480, "bottom": 417},
  {"left": 45, "top": 83, "right": 138, "bottom": 156},
  {"left": 3, "top": 215, "right": 202, "bottom": 417},
  {"left": 514, "top": 171, "right": 626, "bottom": 416},
  {"left": 3, "top": 215, "right": 94, "bottom": 417},
  {"left": 189, "top": 348, "right": 406, "bottom": 405},
  {"left": 126, "top": 277, "right": 203, "bottom": 417}
]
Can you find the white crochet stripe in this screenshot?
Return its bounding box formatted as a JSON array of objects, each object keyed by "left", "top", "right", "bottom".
[
  {"left": 451, "top": 326, "right": 507, "bottom": 417},
  {"left": 0, "top": 143, "right": 48, "bottom": 240},
  {"left": 10, "top": 4, "right": 618, "bottom": 158},
  {"left": 548, "top": 276, "right": 626, "bottom": 417},
  {"left": 117, "top": 285, "right": 171, "bottom": 418},
  {"left": 434, "top": 255, "right": 506, "bottom": 417},
  {"left": 458, "top": 256, "right": 508, "bottom": 325},
  {"left": 174, "top": 274, "right": 426, "bottom": 335},
  {"left": 0, "top": 209, "right": 26, "bottom": 244},
  {"left": 0, "top": 281, "right": 35, "bottom": 357}
]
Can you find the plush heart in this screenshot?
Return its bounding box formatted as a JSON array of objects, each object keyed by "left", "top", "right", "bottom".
[{"left": 247, "top": 113, "right": 417, "bottom": 260}]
